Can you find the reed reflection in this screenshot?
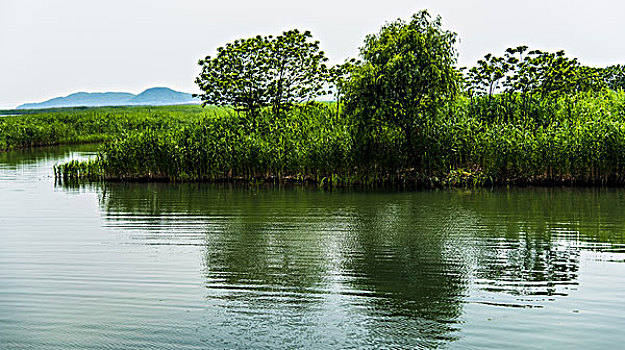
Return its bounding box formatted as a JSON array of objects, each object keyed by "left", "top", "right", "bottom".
[{"left": 91, "top": 184, "right": 625, "bottom": 347}]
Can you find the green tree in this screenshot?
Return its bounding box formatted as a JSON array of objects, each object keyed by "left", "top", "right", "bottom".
[
  {"left": 602, "top": 64, "right": 625, "bottom": 91},
  {"left": 195, "top": 30, "right": 331, "bottom": 118},
  {"left": 343, "top": 10, "right": 460, "bottom": 170},
  {"left": 466, "top": 47, "right": 607, "bottom": 123}
]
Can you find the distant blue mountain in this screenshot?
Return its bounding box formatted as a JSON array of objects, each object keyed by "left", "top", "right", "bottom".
[
  {"left": 16, "top": 87, "right": 199, "bottom": 109},
  {"left": 128, "top": 87, "right": 198, "bottom": 105}
]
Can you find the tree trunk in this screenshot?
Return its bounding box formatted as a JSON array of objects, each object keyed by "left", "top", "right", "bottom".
[{"left": 403, "top": 125, "right": 416, "bottom": 172}]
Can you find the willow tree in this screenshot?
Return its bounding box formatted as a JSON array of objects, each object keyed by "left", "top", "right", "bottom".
[
  {"left": 194, "top": 30, "right": 330, "bottom": 118},
  {"left": 343, "top": 10, "right": 460, "bottom": 171}
]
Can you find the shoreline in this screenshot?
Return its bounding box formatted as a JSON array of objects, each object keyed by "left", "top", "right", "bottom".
[{"left": 54, "top": 168, "right": 625, "bottom": 189}]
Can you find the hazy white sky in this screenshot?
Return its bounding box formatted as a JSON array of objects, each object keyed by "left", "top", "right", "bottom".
[{"left": 1, "top": 0, "right": 624, "bottom": 108}]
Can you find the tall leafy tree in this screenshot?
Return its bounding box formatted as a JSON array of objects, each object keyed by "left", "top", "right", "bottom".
[
  {"left": 343, "top": 10, "right": 460, "bottom": 170},
  {"left": 267, "top": 30, "right": 331, "bottom": 115},
  {"left": 195, "top": 30, "right": 330, "bottom": 118}
]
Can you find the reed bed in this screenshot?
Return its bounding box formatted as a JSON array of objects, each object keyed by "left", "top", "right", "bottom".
[{"left": 0, "top": 105, "right": 210, "bottom": 151}]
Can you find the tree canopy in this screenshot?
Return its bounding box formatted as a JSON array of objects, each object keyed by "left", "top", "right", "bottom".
[
  {"left": 466, "top": 47, "right": 607, "bottom": 99},
  {"left": 602, "top": 64, "right": 625, "bottom": 91},
  {"left": 342, "top": 10, "right": 460, "bottom": 169},
  {"left": 195, "top": 30, "right": 331, "bottom": 117}
]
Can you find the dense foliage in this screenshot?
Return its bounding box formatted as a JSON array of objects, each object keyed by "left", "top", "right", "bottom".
[
  {"left": 464, "top": 46, "right": 608, "bottom": 125},
  {"left": 195, "top": 30, "right": 332, "bottom": 117},
  {"left": 58, "top": 104, "right": 352, "bottom": 183},
  {"left": 343, "top": 10, "right": 460, "bottom": 170},
  {"left": 602, "top": 64, "right": 625, "bottom": 91},
  {"left": 54, "top": 91, "right": 625, "bottom": 186}
]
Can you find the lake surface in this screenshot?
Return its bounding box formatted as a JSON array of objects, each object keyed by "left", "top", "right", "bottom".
[{"left": 1, "top": 146, "right": 624, "bottom": 349}]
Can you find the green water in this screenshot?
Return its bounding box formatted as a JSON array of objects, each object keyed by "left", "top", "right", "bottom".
[{"left": 1, "top": 146, "right": 624, "bottom": 349}]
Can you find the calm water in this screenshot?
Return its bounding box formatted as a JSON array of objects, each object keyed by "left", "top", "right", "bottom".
[{"left": 1, "top": 146, "right": 624, "bottom": 349}]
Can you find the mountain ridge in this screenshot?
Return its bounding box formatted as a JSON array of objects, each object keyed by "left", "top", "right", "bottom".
[{"left": 16, "top": 87, "right": 199, "bottom": 109}]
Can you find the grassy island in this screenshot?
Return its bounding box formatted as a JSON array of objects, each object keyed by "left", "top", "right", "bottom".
[{"left": 53, "top": 90, "right": 625, "bottom": 187}]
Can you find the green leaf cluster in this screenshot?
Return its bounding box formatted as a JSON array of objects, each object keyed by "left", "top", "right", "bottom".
[
  {"left": 466, "top": 47, "right": 606, "bottom": 100},
  {"left": 601, "top": 64, "right": 625, "bottom": 91},
  {"left": 195, "top": 30, "right": 332, "bottom": 117},
  {"left": 341, "top": 10, "right": 460, "bottom": 170}
]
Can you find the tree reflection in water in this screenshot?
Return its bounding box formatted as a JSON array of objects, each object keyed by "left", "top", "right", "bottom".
[{"left": 90, "top": 183, "right": 625, "bottom": 348}]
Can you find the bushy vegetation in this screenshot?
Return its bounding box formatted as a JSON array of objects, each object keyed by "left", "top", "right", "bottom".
[
  {"left": 195, "top": 29, "right": 333, "bottom": 116},
  {"left": 53, "top": 90, "right": 625, "bottom": 186},
  {"left": 83, "top": 104, "right": 354, "bottom": 183},
  {"left": 344, "top": 12, "right": 460, "bottom": 172}
]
